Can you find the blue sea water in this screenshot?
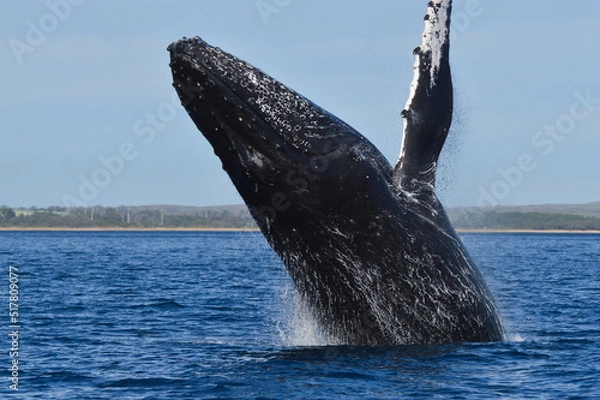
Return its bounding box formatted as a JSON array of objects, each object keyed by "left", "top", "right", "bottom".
[{"left": 0, "top": 231, "right": 598, "bottom": 399}]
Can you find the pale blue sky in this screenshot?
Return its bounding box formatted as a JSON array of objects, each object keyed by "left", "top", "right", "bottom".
[{"left": 2, "top": 0, "right": 599, "bottom": 208}]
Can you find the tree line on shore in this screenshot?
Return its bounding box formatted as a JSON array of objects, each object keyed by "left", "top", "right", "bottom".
[
  {"left": 2, "top": 205, "right": 600, "bottom": 231},
  {"left": 451, "top": 211, "right": 600, "bottom": 231},
  {"left": 0, "top": 206, "right": 255, "bottom": 229}
]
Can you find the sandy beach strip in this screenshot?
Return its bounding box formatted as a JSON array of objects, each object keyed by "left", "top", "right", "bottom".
[
  {"left": 456, "top": 229, "right": 600, "bottom": 234},
  {"left": 0, "top": 227, "right": 260, "bottom": 232},
  {"left": 1, "top": 227, "right": 599, "bottom": 234}
]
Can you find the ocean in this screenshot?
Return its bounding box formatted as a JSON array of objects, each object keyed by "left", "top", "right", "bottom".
[{"left": 1, "top": 231, "right": 598, "bottom": 399}]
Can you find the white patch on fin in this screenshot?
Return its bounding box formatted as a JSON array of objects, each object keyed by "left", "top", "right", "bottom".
[
  {"left": 398, "top": 0, "right": 452, "bottom": 172},
  {"left": 422, "top": 1, "right": 451, "bottom": 87}
]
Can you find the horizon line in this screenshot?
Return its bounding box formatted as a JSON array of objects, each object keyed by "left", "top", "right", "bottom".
[{"left": 3, "top": 200, "right": 600, "bottom": 210}]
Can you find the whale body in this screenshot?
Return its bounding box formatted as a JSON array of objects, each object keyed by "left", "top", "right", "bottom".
[{"left": 168, "top": 0, "right": 504, "bottom": 345}]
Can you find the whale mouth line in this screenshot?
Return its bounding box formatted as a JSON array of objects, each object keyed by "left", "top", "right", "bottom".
[{"left": 170, "top": 57, "right": 282, "bottom": 171}]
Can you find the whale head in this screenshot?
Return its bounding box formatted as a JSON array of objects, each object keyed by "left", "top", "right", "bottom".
[{"left": 168, "top": 37, "right": 392, "bottom": 228}]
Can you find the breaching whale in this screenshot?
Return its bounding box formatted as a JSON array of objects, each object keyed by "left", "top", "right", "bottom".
[{"left": 168, "top": 0, "right": 504, "bottom": 345}]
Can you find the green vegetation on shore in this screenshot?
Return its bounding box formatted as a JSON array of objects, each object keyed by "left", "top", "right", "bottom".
[
  {"left": 450, "top": 211, "right": 600, "bottom": 231},
  {"left": 0, "top": 205, "right": 256, "bottom": 229},
  {"left": 2, "top": 204, "right": 600, "bottom": 231}
]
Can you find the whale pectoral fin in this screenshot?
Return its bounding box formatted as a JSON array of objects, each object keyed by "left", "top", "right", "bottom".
[{"left": 394, "top": 0, "right": 453, "bottom": 189}]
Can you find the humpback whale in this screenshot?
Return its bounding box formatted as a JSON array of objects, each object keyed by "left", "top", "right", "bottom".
[{"left": 168, "top": 0, "right": 504, "bottom": 345}]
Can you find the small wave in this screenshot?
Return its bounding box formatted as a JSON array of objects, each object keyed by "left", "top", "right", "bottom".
[
  {"left": 101, "top": 377, "right": 185, "bottom": 388},
  {"left": 131, "top": 299, "right": 185, "bottom": 310},
  {"left": 190, "top": 337, "right": 227, "bottom": 346}
]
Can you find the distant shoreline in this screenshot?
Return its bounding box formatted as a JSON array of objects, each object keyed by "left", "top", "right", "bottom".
[
  {"left": 456, "top": 229, "right": 600, "bottom": 234},
  {"left": 0, "top": 227, "right": 260, "bottom": 232},
  {"left": 1, "top": 227, "right": 600, "bottom": 234}
]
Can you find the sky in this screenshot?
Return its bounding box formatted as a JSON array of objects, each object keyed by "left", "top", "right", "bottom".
[{"left": 1, "top": 0, "right": 600, "bottom": 209}]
